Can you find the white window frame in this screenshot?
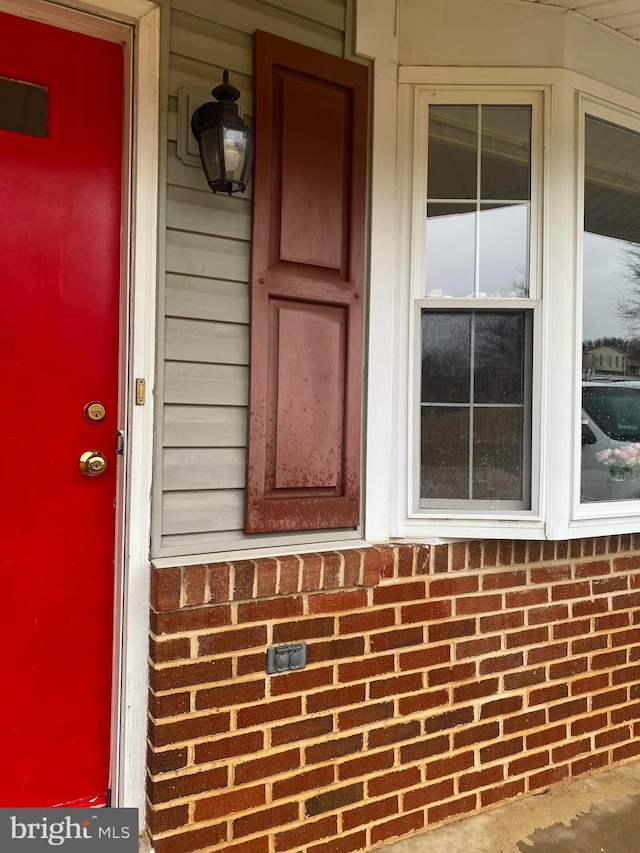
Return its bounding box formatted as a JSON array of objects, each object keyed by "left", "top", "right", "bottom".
[{"left": 374, "top": 67, "right": 640, "bottom": 543}]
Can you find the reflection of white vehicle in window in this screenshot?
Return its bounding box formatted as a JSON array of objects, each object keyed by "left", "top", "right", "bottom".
[{"left": 581, "top": 382, "right": 640, "bottom": 502}]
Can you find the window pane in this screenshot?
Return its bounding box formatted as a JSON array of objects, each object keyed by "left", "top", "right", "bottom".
[
  {"left": 0, "top": 77, "right": 47, "bottom": 137},
  {"left": 481, "top": 106, "right": 531, "bottom": 201},
  {"left": 428, "top": 106, "right": 478, "bottom": 200},
  {"left": 581, "top": 115, "right": 640, "bottom": 504},
  {"left": 478, "top": 203, "right": 529, "bottom": 297},
  {"left": 473, "top": 408, "right": 525, "bottom": 501},
  {"left": 426, "top": 203, "right": 476, "bottom": 297},
  {"left": 421, "top": 407, "right": 470, "bottom": 500},
  {"left": 421, "top": 312, "right": 471, "bottom": 403},
  {"left": 421, "top": 310, "right": 531, "bottom": 507},
  {"left": 474, "top": 312, "right": 525, "bottom": 403}
]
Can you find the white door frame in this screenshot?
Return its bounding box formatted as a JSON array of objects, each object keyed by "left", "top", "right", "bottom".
[{"left": 0, "top": 0, "right": 160, "bottom": 819}]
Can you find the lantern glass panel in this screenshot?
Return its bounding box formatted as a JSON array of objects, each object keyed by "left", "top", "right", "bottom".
[
  {"left": 199, "top": 125, "right": 223, "bottom": 186},
  {"left": 222, "top": 126, "right": 248, "bottom": 182}
]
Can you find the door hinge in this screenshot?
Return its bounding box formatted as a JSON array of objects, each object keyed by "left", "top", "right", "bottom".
[{"left": 116, "top": 429, "right": 125, "bottom": 455}]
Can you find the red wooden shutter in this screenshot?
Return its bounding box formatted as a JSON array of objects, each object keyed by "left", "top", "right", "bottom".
[{"left": 245, "top": 31, "right": 368, "bottom": 534}]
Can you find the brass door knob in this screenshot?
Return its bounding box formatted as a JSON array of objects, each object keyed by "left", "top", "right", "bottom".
[{"left": 79, "top": 450, "right": 108, "bottom": 477}]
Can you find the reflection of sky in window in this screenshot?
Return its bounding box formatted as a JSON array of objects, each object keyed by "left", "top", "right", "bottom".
[
  {"left": 425, "top": 203, "right": 529, "bottom": 297},
  {"left": 583, "top": 233, "right": 637, "bottom": 339}
]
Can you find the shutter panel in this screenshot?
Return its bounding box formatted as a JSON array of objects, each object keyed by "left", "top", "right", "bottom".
[{"left": 245, "top": 31, "right": 368, "bottom": 534}]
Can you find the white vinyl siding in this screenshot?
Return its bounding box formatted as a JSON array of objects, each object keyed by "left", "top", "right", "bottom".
[{"left": 156, "top": 0, "right": 353, "bottom": 557}]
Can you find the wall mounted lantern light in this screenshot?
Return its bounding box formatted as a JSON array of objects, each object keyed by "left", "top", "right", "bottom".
[{"left": 191, "top": 70, "right": 253, "bottom": 195}]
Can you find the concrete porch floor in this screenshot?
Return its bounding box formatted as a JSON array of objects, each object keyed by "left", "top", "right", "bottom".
[{"left": 377, "top": 761, "right": 640, "bottom": 853}]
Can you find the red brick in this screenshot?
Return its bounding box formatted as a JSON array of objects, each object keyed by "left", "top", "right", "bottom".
[
  {"left": 308, "top": 590, "right": 368, "bottom": 614},
  {"left": 403, "top": 779, "right": 454, "bottom": 810},
  {"left": 194, "top": 785, "right": 266, "bottom": 822},
  {"left": 234, "top": 749, "right": 300, "bottom": 785},
  {"left": 152, "top": 824, "right": 227, "bottom": 853},
  {"left": 183, "top": 564, "right": 207, "bottom": 606},
  {"left": 148, "top": 766, "right": 227, "bottom": 804},
  {"left": 571, "top": 673, "right": 609, "bottom": 696},
  {"left": 613, "top": 740, "right": 640, "bottom": 761},
  {"left": 553, "top": 619, "right": 590, "bottom": 640},
  {"left": 401, "top": 600, "right": 452, "bottom": 623},
  {"left": 429, "top": 662, "right": 476, "bottom": 687},
  {"left": 150, "top": 712, "right": 229, "bottom": 748},
  {"left": 147, "top": 746, "right": 188, "bottom": 775},
  {"left": 306, "top": 734, "right": 363, "bottom": 765},
  {"left": 150, "top": 659, "right": 232, "bottom": 692},
  {"left": 147, "top": 804, "right": 189, "bottom": 835},
  {"left": 614, "top": 664, "right": 640, "bottom": 685},
  {"left": 194, "top": 731, "right": 264, "bottom": 765},
  {"left": 468, "top": 542, "right": 482, "bottom": 569},
  {"left": 429, "top": 619, "right": 477, "bottom": 642},
  {"left": 370, "top": 812, "right": 425, "bottom": 846},
  {"left": 237, "top": 652, "right": 264, "bottom": 676},
  {"left": 430, "top": 576, "right": 479, "bottom": 596},
  {"left": 321, "top": 553, "right": 341, "bottom": 588},
  {"left": 433, "top": 545, "right": 449, "bottom": 573},
  {"left": 341, "top": 551, "right": 361, "bottom": 587},
  {"left": 479, "top": 652, "right": 523, "bottom": 675},
  {"left": 339, "top": 608, "right": 395, "bottom": 633},
  {"left": 593, "top": 576, "right": 629, "bottom": 595},
  {"left": 195, "top": 679, "right": 265, "bottom": 711},
  {"left": 571, "top": 752, "right": 608, "bottom": 777},
  {"left": 505, "top": 588, "right": 548, "bottom": 609},
  {"left": 198, "top": 626, "right": 267, "bottom": 656},
  {"left": 151, "top": 567, "right": 181, "bottom": 611},
  {"left": 480, "top": 695, "right": 523, "bottom": 719},
  {"left": 480, "top": 611, "right": 525, "bottom": 631},
  {"left": 151, "top": 606, "right": 231, "bottom": 636},
  {"left": 592, "top": 649, "right": 627, "bottom": 670},
  {"left": 572, "top": 598, "right": 608, "bottom": 617},
  {"left": 339, "top": 655, "right": 394, "bottom": 682},
  {"left": 310, "top": 637, "right": 365, "bottom": 663},
  {"left": 572, "top": 634, "right": 607, "bottom": 655},
  {"left": 308, "top": 831, "right": 367, "bottom": 853},
  {"left": 148, "top": 690, "right": 190, "bottom": 719},
  {"left": 527, "top": 643, "right": 568, "bottom": 665},
  {"left": 307, "top": 684, "right": 366, "bottom": 714},
  {"left": 237, "top": 697, "right": 302, "bottom": 729},
  {"left": 273, "top": 618, "right": 334, "bottom": 643},
  {"left": 342, "top": 795, "right": 398, "bottom": 831},
  {"left": 503, "top": 667, "right": 545, "bottom": 690},
  {"left": 270, "top": 666, "right": 334, "bottom": 697},
  {"left": 504, "top": 710, "right": 546, "bottom": 735},
  {"left": 275, "top": 816, "right": 337, "bottom": 852},
  {"left": 611, "top": 627, "right": 640, "bottom": 647},
  {"left": 373, "top": 581, "right": 426, "bottom": 604},
  {"left": 531, "top": 565, "right": 571, "bottom": 584},
  {"left": 613, "top": 555, "right": 639, "bottom": 572},
  {"left": 237, "top": 597, "right": 303, "bottom": 623},
  {"left": 548, "top": 698, "right": 588, "bottom": 722},
  {"left": 480, "top": 737, "right": 524, "bottom": 764},
  {"left": 595, "top": 725, "right": 631, "bottom": 748},
  {"left": 481, "top": 779, "right": 525, "bottom": 807},
  {"left": 509, "top": 750, "right": 549, "bottom": 776},
  {"left": 484, "top": 541, "right": 498, "bottom": 566},
  {"left": 592, "top": 687, "right": 628, "bottom": 710},
  {"left": 454, "top": 678, "right": 500, "bottom": 704},
  {"left": 459, "top": 765, "right": 504, "bottom": 792},
  {"left": 338, "top": 749, "right": 395, "bottom": 781},
  {"left": 233, "top": 802, "right": 299, "bottom": 839},
  {"left": 553, "top": 738, "right": 590, "bottom": 763},
  {"left": 551, "top": 581, "right": 590, "bottom": 601},
  {"left": 301, "top": 556, "right": 323, "bottom": 591},
  {"left": 426, "top": 751, "right": 474, "bottom": 780},
  {"left": 364, "top": 547, "right": 385, "bottom": 585},
  {"left": 526, "top": 724, "right": 566, "bottom": 749},
  {"left": 574, "top": 559, "right": 610, "bottom": 578},
  {"left": 400, "top": 735, "right": 449, "bottom": 764},
  {"left": 453, "top": 722, "right": 499, "bottom": 749},
  {"left": 529, "top": 765, "right": 569, "bottom": 791},
  {"left": 277, "top": 556, "right": 300, "bottom": 595},
  {"left": 370, "top": 673, "right": 423, "bottom": 699},
  {"left": 451, "top": 542, "right": 467, "bottom": 570},
  {"left": 306, "top": 783, "right": 363, "bottom": 817},
  {"left": 338, "top": 701, "right": 393, "bottom": 731},
  {"left": 595, "top": 612, "right": 630, "bottom": 631},
  {"left": 424, "top": 707, "right": 474, "bottom": 734},
  {"left": 256, "top": 558, "right": 278, "bottom": 597},
  {"left": 456, "top": 636, "right": 501, "bottom": 658},
  {"left": 499, "top": 540, "right": 514, "bottom": 565},
  {"left": 482, "top": 571, "right": 526, "bottom": 590},
  {"left": 369, "top": 720, "right": 421, "bottom": 749},
  {"left": 150, "top": 637, "right": 191, "bottom": 664},
  {"left": 505, "top": 626, "right": 548, "bottom": 649},
  {"left": 456, "top": 594, "right": 502, "bottom": 615},
  {"left": 370, "top": 627, "right": 424, "bottom": 652},
  {"left": 272, "top": 766, "right": 335, "bottom": 800},
  {"left": 571, "top": 713, "right": 607, "bottom": 736},
  {"left": 528, "top": 683, "right": 568, "bottom": 706},
  {"left": 400, "top": 645, "right": 450, "bottom": 670},
  {"left": 428, "top": 794, "right": 477, "bottom": 825},
  {"left": 528, "top": 604, "right": 569, "bottom": 625},
  {"left": 613, "top": 591, "right": 640, "bottom": 609},
  {"left": 399, "top": 688, "right": 449, "bottom": 716},
  {"left": 549, "top": 658, "right": 588, "bottom": 679},
  {"left": 368, "top": 767, "right": 421, "bottom": 797},
  {"left": 272, "top": 715, "right": 333, "bottom": 747},
  {"left": 611, "top": 702, "right": 640, "bottom": 724}
]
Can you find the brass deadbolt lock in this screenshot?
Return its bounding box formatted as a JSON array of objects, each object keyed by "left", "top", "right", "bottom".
[
  {"left": 83, "top": 401, "right": 106, "bottom": 422},
  {"left": 79, "top": 450, "right": 108, "bottom": 477}
]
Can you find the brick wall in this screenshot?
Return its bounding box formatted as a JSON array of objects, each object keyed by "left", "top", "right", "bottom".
[{"left": 147, "top": 537, "right": 640, "bottom": 853}]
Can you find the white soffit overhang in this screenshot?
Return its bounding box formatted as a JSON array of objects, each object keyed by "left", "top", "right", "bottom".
[{"left": 521, "top": 0, "right": 640, "bottom": 42}]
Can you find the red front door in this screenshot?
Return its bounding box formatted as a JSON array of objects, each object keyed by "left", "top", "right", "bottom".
[{"left": 0, "top": 11, "right": 124, "bottom": 806}]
